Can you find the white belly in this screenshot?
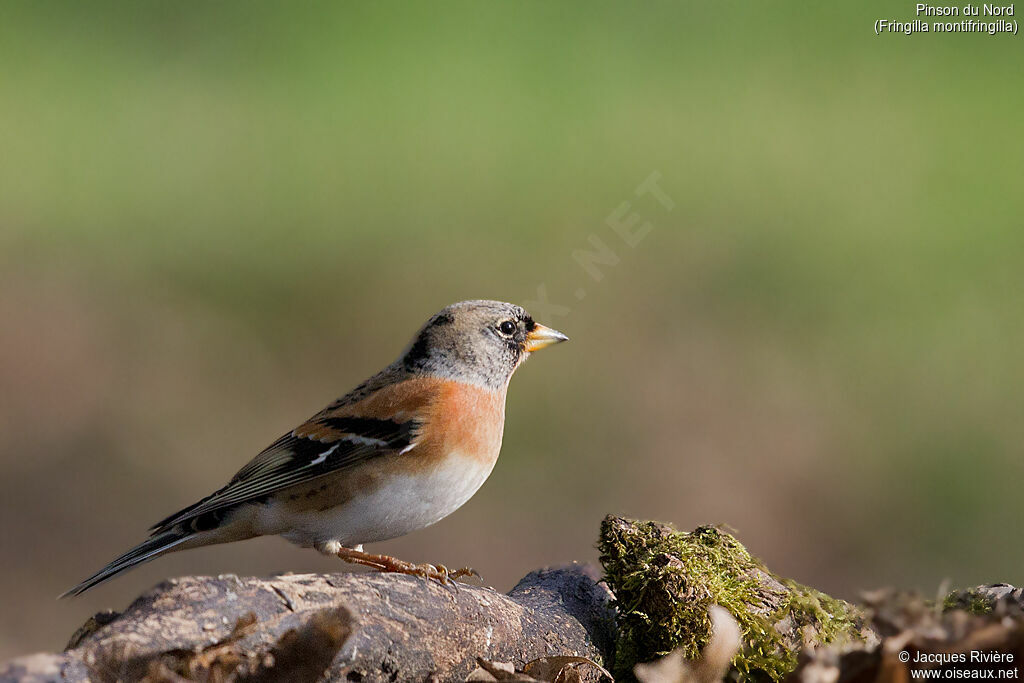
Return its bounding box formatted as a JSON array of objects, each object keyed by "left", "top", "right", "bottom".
[{"left": 268, "top": 453, "right": 497, "bottom": 547}]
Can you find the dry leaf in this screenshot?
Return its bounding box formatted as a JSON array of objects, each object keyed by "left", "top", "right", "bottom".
[
  {"left": 634, "top": 651, "right": 688, "bottom": 683},
  {"left": 524, "top": 655, "right": 613, "bottom": 682},
  {"left": 468, "top": 658, "right": 539, "bottom": 681},
  {"left": 634, "top": 605, "right": 741, "bottom": 683},
  {"left": 469, "top": 655, "right": 612, "bottom": 682}
]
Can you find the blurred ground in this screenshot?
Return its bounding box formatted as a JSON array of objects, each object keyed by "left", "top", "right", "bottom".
[{"left": 1, "top": 1, "right": 1022, "bottom": 661}]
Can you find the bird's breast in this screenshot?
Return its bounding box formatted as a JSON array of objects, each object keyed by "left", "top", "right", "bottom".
[
  {"left": 413, "top": 379, "right": 507, "bottom": 467},
  {"left": 266, "top": 378, "right": 508, "bottom": 546}
]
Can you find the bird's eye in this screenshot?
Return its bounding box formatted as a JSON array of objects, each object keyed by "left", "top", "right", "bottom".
[{"left": 498, "top": 320, "right": 517, "bottom": 335}]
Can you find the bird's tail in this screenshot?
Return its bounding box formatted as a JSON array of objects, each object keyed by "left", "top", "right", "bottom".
[{"left": 60, "top": 527, "right": 193, "bottom": 598}]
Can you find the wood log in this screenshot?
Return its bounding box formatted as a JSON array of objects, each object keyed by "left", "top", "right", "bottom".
[{"left": 0, "top": 565, "right": 616, "bottom": 683}]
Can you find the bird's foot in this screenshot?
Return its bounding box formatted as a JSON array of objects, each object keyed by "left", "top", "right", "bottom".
[{"left": 333, "top": 546, "right": 480, "bottom": 586}]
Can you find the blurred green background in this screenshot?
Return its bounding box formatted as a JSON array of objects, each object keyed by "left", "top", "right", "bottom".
[{"left": 2, "top": 1, "right": 1022, "bottom": 660}]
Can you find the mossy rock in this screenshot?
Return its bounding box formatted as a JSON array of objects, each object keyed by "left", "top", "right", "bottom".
[
  {"left": 944, "top": 588, "right": 996, "bottom": 615},
  {"left": 943, "top": 583, "right": 1024, "bottom": 615},
  {"left": 599, "top": 516, "right": 877, "bottom": 682}
]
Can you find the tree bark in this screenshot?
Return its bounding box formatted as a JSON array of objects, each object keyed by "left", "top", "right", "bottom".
[{"left": 0, "top": 565, "right": 616, "bottom": 683}]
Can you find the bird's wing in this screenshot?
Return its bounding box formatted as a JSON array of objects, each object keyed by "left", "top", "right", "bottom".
[{"left": 149, "top": 372, "right": 438, "bottom": 533}]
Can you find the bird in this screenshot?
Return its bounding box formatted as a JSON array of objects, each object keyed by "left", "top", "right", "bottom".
[{"left": 62, "top": 300, "right": 568, "bottom": 597}]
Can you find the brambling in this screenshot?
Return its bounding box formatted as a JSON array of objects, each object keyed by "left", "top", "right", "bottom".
[{"left": 63, "top": 300, "right": 567, "bottom": 597}]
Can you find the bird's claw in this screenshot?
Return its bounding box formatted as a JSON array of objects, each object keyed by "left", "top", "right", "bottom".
[
  {"left": 334, "top": 547, "right": 481, "bottom": 587},
  {"left": 402, "top": 561, "right": 481, "bottom": 589}
]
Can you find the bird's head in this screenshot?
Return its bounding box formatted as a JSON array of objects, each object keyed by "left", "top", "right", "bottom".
[{"left": 402, "top": 300, "right": 568, "bottom": 388}]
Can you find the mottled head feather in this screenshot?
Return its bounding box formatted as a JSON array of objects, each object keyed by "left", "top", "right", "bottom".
[{"left": 401, "top": 300, "right": 538, "bottom": 388}]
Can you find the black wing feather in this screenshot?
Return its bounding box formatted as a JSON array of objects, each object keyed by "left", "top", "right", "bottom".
[{"left": 149, "top": 417, "right": 416, "bottom": 533}]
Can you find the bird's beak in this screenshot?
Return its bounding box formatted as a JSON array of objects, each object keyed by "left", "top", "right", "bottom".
[{"left": 524, "top": 323, "right": 569, "bottom": 352}]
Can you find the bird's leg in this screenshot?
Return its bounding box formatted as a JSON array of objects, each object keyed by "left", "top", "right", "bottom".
[{"left": 333, "top": 546, "right": 480, "bottom": 585}]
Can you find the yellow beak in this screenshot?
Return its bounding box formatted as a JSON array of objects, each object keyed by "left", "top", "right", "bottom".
[{"left": 524, "top": 323, "right": 569, "bottom": 352}]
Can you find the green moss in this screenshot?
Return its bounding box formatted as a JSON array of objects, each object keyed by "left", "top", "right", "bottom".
[
  {"left": 599, "top": 516, "right": 869, "bottom": 682},
  {"left": 781, "top": 578, "right": 864, "bottom": 648},
  {"left": 943, "top": 589, "right": 994, "bottom": 615}
]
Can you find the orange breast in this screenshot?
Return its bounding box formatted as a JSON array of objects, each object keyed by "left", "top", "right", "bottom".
[
  {"left": 304, "top": 376, "right": 507, "bottom": 470},
  {"left": 417, "top": 381, "right": 507, "bottom": 467}
]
